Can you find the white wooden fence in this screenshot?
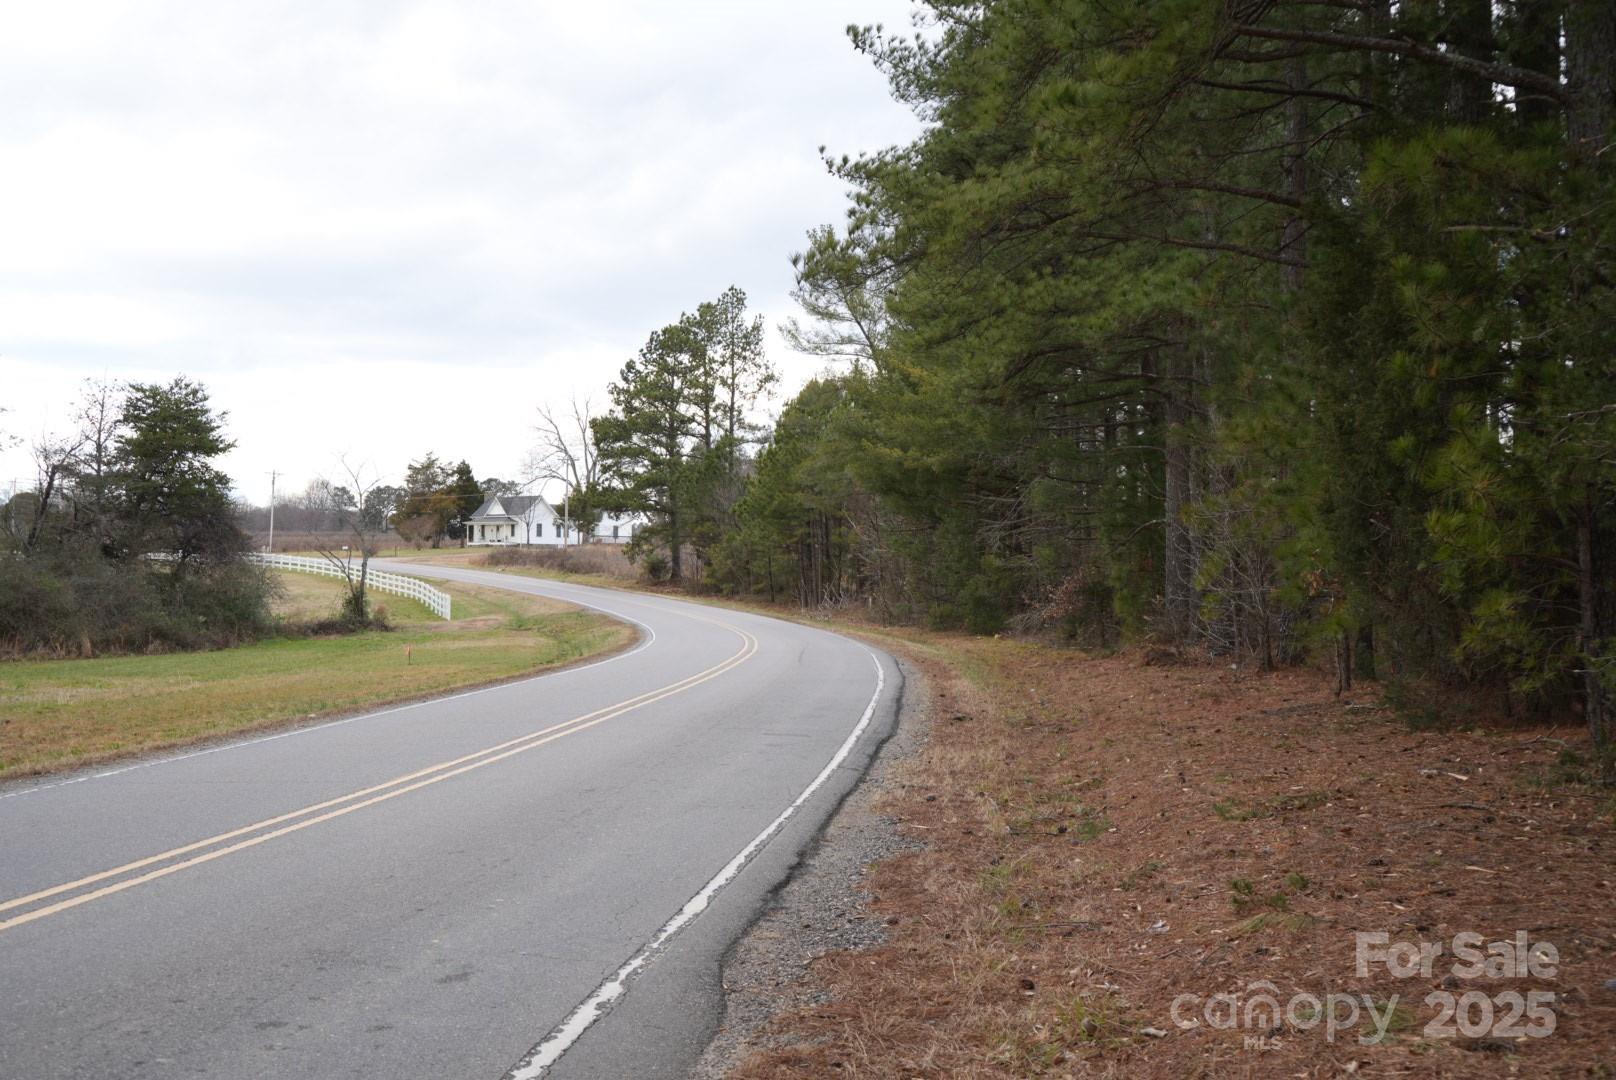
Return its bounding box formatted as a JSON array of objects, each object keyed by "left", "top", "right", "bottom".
[{"left": 249, "top": 553, "right": 452, "bottom": 620}]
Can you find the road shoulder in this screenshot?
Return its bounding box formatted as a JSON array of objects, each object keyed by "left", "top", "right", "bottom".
[{"left": 691, "top": 650, "right": 935, "bottom": 1078}]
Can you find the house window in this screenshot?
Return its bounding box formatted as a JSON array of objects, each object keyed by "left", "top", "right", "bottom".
[{"left": 537, "top": 522, "right": 543, "bottom": 538}]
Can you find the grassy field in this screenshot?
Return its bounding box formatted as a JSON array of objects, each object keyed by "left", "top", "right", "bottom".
[
  {"left": 470, "top": 563, "right": 639, "bottom": 591},
  {"left": 277, "top": 546, "right": 640, "bottom": 589},
  {"left": 277, "top": 547, "right": 482, "bottom": 563},
  {"left": 270, "top": 569, "right": 440, "bottom": 623},
  {"left": 0, "top": 570, "right": 632, "bottom": 780}
]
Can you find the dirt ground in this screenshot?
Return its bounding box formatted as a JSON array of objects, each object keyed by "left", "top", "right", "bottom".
[{"left": 715, "top": 629, "right": 1615, "bottom": 1078}]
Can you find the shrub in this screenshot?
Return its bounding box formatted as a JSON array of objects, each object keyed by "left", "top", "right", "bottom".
[
  {"left": 480, "top": 544, "right": 640, "bottom": 580},
  {"left": 640, "top": 550, "right": 670, "bottom": 582},
  {"left": 0, "top": 550, "right": 276, "bottom": 657}
]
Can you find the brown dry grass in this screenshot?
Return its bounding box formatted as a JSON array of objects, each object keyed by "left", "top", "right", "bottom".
[
  {"left": 478, "top": 543, "right": 639, "bottom": 580},
  {"left": 725, "top": 629, "right": 1616, "bottom": 1079},
  {"left": 269, "top": 570, "right": 438, "bottom": 624},
  {"left": 252, "top": 530, "right": 413, "bottom": 554}
]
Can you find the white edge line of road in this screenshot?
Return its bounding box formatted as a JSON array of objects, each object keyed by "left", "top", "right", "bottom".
[
  {"left": 506, "top": 646, "right": 891, "bottom": 1080},
  {"left": 0, "top": 589, "right": 658, "bottom": 804}
]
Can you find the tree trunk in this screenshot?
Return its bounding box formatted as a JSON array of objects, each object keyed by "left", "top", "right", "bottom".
[
  {"left": 24, "top": 466, "right": 61, "bottom": 552},
  {"left": 1360, "top": 0, "right": 1391, "bottom": 106},
  {"left": 1281, "top": 55, "right": 1309, "bottom": 289},
  {"left": 1336, "top": 629, "right": 1354, "bottom": 695},
  {"left": 1445, "top": 0, "right": 1497, "bottom": 124},
  {"left": 1508, "top": 0, "right": 1563, "bottom": 129},
  {"left": 1566, "top": 0, "right": 1616, "bottom": 166},
  {"left": 669, "top": 510, "right": 683, "bottom": 582},
  {"left": 1577, "top": 500, "right": 1611, "bottom": 759},
  {"left": 1159, "top": 349, "right": 1199, "bottom": 641},
  {"left": 1357, "top": 624, "right": 1377, "bottom": 681}
]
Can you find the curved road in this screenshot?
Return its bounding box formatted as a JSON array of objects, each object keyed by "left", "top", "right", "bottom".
[{"left": 0, "top": 563, "right": 902, "bottom": 1079}]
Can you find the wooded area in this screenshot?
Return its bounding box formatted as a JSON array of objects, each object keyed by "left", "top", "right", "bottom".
[
  {"left": 621, "top": 0, "right": 1614, "bottom": 763},
  {"left": 0, "top": 378, "right": 273, "bottom": 654}
]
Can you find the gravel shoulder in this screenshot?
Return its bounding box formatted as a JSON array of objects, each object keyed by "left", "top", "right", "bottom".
[{"left": 691, "top": 654, "right": 933, "bottom": 1079}]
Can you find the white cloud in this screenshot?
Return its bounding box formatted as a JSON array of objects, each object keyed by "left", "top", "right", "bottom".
[{"left": 0, "top": 1, "right": 920, "bottom": 503}]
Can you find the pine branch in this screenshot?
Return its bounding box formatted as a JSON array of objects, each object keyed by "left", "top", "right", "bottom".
[
  {"left": 1228, "top": 24, "right": 1567, "bottom": 102},
  {"left": 1135, "top": 177, "right": 1303, "bottom": 209},
  {"left": 1087, "top": 230, "right": 1306, "bottom": 268},
  {"left": 1195, "top": 76, "right": 1377, "bottom": 110}
]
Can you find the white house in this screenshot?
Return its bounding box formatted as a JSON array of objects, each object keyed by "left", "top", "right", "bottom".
[{"left": 464, "top": 494, "right": 640, "bottom": 547}]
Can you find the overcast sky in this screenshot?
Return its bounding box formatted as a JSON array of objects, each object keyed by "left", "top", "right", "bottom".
[{"left": 0, "top": 1, "right": 920, "bottom": 505}]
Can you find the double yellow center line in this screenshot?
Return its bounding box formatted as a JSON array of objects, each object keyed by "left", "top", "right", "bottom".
[{"left": 0, "top": 621, "right": 758, "bottom": 935}]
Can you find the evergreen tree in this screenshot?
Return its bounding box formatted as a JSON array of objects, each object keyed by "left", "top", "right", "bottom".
[
  {"left": 113, "top": 376, "right": 245, "bottom": 564},
  {"left": 396, "top": 454, "right": 456, "bottom": 546},
  {"left": 767, "top": 0, "right": 1614, "bottom": 755},
  {"left": 596, "top": 287, "right": 776, "bottom": 582},
  {"left": 445, "top": 461, "right": 481, "bottom": 541},
  {"left": 594, "top": 324, "right": 702, "bottom": 581}
]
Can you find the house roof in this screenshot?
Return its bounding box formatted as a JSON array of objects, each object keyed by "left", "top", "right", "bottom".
[
  {"left": 467, "top": 494, "right": 554, "bottom": 521},
  {"left": 465, "top": 494, "right": 655, "bottom": 525}
]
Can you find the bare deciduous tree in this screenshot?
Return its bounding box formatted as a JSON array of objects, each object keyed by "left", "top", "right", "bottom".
[
  {"left": 65, "top": 379, "right": 122, "bottom": 553},
  {"left": 313, "top": 457, "right": 389, "bottom": 624},
  {"left": 526, "top": 396, "right": 602, "bottom": 536},
  {"left": 25, "top": 431, "right": 86, "bottom": 552},
  {"left": 527, "top": 396, "right": 598, "bottom": 493}
]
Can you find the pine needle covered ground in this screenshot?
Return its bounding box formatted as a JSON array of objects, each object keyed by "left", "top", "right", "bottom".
[{"left": 722, "top": 630, "right": 1614, "bottom": 1078}]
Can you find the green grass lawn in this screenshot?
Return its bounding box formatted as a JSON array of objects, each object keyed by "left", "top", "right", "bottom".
[{"left": 0, "top": 572, "right": 633, "bottom": 780}]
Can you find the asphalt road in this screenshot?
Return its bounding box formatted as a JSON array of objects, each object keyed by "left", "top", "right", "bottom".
[{"left": 0, "top": 563, "right": 901, "bottom": 1079}]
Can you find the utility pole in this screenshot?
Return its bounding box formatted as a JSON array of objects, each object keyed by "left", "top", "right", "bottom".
[{"left": 267, "top": 470, "right": 279, "bottom": 553}]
